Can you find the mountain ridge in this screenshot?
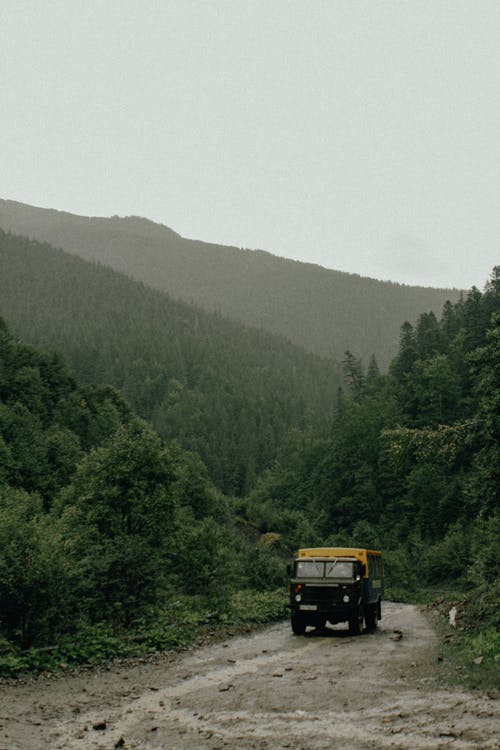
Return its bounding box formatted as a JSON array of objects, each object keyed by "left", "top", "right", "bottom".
[
  {"left": 0, "top": 198, "right": 455, "bottom": 289},
  {"left": 0, "top": 198, "right": 462, "bottom": 367}
]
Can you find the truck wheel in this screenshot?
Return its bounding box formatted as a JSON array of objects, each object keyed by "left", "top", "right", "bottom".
[
  {"left": 291, "top": 614, "right": 307, "bottom": 635},
  {"left": 365, "top": 604, "right": 378, "bottom": 631},
  {"left": 348, "top": 606, "right": 364, "bottom": 635}
]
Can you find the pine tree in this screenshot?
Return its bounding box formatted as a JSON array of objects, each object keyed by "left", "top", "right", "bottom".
[
  {"left": 366, "top": 354, "right": 380, "bottom": 383},
  {"left": 342, "top": 351, "right": 365, "bottom": 399}
]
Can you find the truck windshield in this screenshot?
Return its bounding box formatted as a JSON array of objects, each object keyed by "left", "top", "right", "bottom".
[
  {"left": 325, "top": 561, "right": 354, "bottom": 578},
  {"left": 296, "top": 560, "right": 324, "bottom": 578},
  {"left": 295, "top": 560, "right": 356, "bottom": 578}
]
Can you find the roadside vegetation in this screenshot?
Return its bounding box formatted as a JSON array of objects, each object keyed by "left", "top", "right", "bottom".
[
  {"left": 0, "top": 316, "right": 289, "bottom": 677},
  {"left": 0, "top": 590, "right": 287, "bottom": 678}
]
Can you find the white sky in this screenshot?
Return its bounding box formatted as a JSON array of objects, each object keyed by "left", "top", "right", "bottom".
[{"left": 1, "top": 1, "right": 499, "bottom": 289}]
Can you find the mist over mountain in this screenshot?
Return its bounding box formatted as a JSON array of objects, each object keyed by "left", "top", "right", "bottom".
[{"left": 0, "top": 199, "right": 460, "bottom": 368}]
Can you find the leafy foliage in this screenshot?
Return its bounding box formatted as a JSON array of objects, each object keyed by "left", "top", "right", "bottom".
[{"left": 0, "top": 320, "right": 292, "bottom": 674}]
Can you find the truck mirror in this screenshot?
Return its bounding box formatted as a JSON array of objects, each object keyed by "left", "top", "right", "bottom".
[{"left": 286, "top": 564, "right": 291, "bottom": 576}]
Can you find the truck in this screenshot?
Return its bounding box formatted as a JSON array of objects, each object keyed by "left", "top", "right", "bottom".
[{"left": 288, "top": 547, "right": 384, "bottom": 635}]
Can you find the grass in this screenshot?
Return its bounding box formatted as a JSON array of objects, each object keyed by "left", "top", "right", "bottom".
[{"left": 435, "top": 620, "right": 500, "bottom": 693}]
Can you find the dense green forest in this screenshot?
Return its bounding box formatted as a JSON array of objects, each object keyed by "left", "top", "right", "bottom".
[
  {"left": 244, "top": 269, "right": 499, "bottom": 640},
  {"left": 0, "top": 199, "right": 460, "bottom": 368},
  {"left": 0, "top": 218, "right": 497, "bottom": 675},
  {"left": 0, "top": 229, "right": 340, "bottom": 496},
  {"left": 0, "top": 320, "right": 285, "bottom": 669}
]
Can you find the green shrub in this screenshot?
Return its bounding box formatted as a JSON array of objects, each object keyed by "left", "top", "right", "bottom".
[
  {"left": 382, "top": 545, "right": 418, "bottom": 599},
  {"left": 418, "top": 523, "right": 470, "bottom": 584},
  {"left": 227, "top": 589, "right": 288, "bottom": 624},
  {"left": 140, "top": 599, "right": 207, "bottom": 651},
  {"left": 462, "top": 627, "right": 500, "bottom": 662}
]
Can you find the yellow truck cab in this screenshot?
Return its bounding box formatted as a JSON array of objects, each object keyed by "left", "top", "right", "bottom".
[{"left": 289, "top": 547, "right": 384, "bottom": 635}]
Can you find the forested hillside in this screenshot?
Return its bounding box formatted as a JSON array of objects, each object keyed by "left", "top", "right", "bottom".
[
  {"left": 0, "top": 320, "right": 284, "bottom": 665},
  {"left": 245, "top": 269, "right": 499, "bottom": 646},
  {"left": 0, "top": 228, "right": 497, "bottom": 674},
  {"left": 0, "top": 229, "right": 340, "bottom": 495},
  {"left": 0, "top": 199, "right": 460, "bottom": 368}
]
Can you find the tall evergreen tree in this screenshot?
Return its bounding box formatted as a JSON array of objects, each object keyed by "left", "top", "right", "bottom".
[{"left": 342, "top": 350, "right": 365, "bottom": 399}]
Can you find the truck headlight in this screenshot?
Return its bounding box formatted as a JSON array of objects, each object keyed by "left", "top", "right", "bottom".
[
  {"left": 295, "top": 594, "right": 302, "bottom": 602},
  {"left": 343, "top": 594, "right": 350, "bottom": 603}
]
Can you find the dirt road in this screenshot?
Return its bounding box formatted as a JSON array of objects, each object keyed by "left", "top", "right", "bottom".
[{"left": 0, "top": 602, "right": 498, "bottom": 749}]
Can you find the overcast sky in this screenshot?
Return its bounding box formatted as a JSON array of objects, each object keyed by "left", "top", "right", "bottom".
[{"left": 2, "top": 1, "right": 499, "bottom": 290}]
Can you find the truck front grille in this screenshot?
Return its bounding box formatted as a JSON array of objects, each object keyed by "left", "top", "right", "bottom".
[{"left": 301, "top": 585, "right": 342, "bottom": 607}]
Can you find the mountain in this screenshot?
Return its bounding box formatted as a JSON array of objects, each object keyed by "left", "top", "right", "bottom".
[
  {"left": 0, "top": 199, "right": 461, "bottom": 368},
  {"left": 0, "top": 229, "right": 340, "bottom": 496}
]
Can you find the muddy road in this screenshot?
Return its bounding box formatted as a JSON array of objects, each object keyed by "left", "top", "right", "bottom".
[{"left": 0, "top": 602, "right": 498, "bottom": 750}]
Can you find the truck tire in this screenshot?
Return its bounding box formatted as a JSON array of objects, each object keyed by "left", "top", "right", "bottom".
[
  {"left": 291, "top": 614, "right": 307, "bottom": 635},
  {"left": 365, "top": 603, "right": 378, "bottom": 630},
  {"left": 348, "top": 606, "right": 364, "bottom": 635}
]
